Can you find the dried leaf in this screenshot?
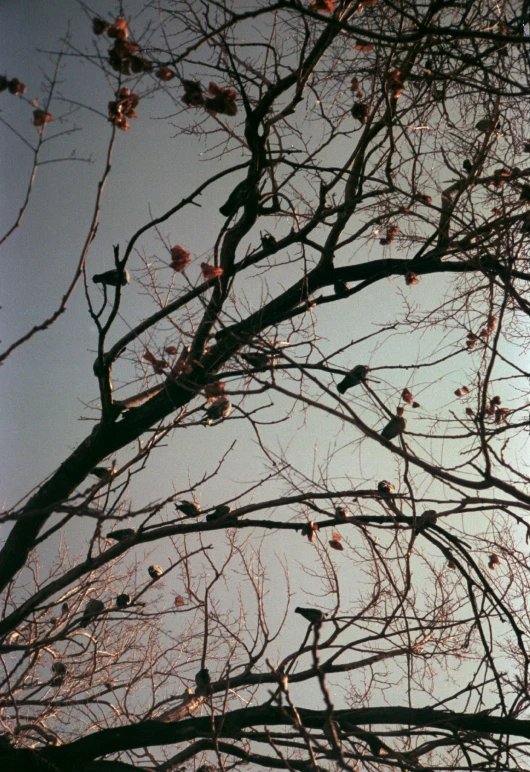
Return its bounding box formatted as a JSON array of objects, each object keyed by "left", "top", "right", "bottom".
[
  {"left": 201, "top": 262, "right": 224, "bottom": 279},
  {"left": 301, "top": 521, "right": 319, "bottom": 542},
  {"left": 108, "top": 15, "right": 129, "bottom": 40},
  {"left": 33, "top": 110, "right": 53, "bottom": 127},
  {"left": 329, "top": 539, "right": 344, "bottom": 551},
  {"left": 174, "top": 595, "right": 186, "bottom": 607},
  {"left": 205, "top": 382, "right": 226, "bottom": 401},
  {"left": 405, "top": 272, "right": 419, "bottom": 285},
  {"left": 309, "top": 0, "right": 336, "bottom": 10},
  {"left": 170, "top": 245, "right": 191, "bottom": 272},
  {"left": 156, "top": 67, "right": 175, "bottom": 81},
  {"left": 402, "top": 388, "right": 413, "bottom": 404}
]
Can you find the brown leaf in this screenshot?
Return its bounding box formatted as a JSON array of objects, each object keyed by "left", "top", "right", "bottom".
[
  {"left": 329, "top": 539, "right": 344, "bottom": 551},
  {"left": 402, "top": 388, "right": 413, "bottom": 404},
  {"left": 174, "top": 595, "right": 186, "bottom": 607},
  {"left": 170, "top": 245, "right": 191, "bottom": 272},
  {"left": 33, "top": 110, "right": 53, "bottom": 127},
  {"left": 301, "top": 521, "right": 319, "bottom": 542},
  {"left": 205, "top": 382, "right": 226, "bottom": 401},
  {"left": 201, "top": 262, "right": 223, "bottom": 279},
  {"left": 156, "top": 67, "right": 175, "bottom": 81}
]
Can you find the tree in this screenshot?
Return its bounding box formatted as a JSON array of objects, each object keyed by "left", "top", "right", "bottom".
[{"left": 2, "top": 1, "right": 530, "bottom": 770}]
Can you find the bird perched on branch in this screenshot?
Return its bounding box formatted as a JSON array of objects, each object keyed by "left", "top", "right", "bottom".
[
  {"left": 380, "top": 410, "right": 407, "bottom": 440},
  {"left": 176, "top": 500, "right": 202, "bottom": 517},
  {"left": 80, "top": 599, "right": 104, "bottom": 627},
  {"left": 261, "top": 233, "right": 277, "bottom": 250},
  {"left": 51, "top": 662, "right": 66, "bottom": 677},
  {"left": 195, "top": 667, "right": 211, "bottom": 695},
  {"left": 475, "top": 117, "right": 499, "bottom": 133},
  {"left": 91, "top": 464, "right": 116, "bottom": 481},
  {"left": 337, "top": 365, "right": 369, "bottom": 394},
  {"left": 93, "top": 268, "right": 130, "bottom": 287},
  {"left": 51, "top": 661, "right": 66, "bottom": 687},
  {"left": 240, "top": 351, "right": 272, "bottom": 370},
  {"left": 219, "top": 180, "right": 252, "bottom": 217},
  {"left": 377, "top": 480, "right": 395, "bottom": 495},
  {"left": 106, "top": 528, "right": 135, "bottom": 541},
  {"left": 116, "top": 593, "right": 131, "bottom": 608},
  {"left": 204, "top": 397, "right": 232, "bottom": 424},
  {"left": 295, "top": 607, "right": 328, "bottom": 625},
  {"left": 416, "top": 510, "right": 438, "bottom": 529},
  {"left": 148, "top": 565, "right": 163, "bottom": 580},
  {"left": 334, "top": 280, "right": 350, "bottom": 298},
  {"left": 206, "top": 505, "right": 233, "bottom": 521}
]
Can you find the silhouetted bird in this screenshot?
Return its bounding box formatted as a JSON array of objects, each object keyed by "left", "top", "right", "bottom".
[
  {"left": 337, "top": 365, "right": 369, "bottom": 394},
  {"left": 195, "top": 668, "right": 211, "bottom": 694},
  {"left": 93, "top": 268, "right": 130, "bottom": 287},
  {"left": 51, "top": 662, "right": 66, "bottom": 676},
  {"left": 148, "top": 565, "right": 164, "bottom": 580},
  {"left": 197, "top": 765, "right": 217, "bottom": 772},
  {"left": 176, "top": 500, "right": 202, "bottom": 517},
  {"left": 80, "top": 599, "right": 104, "bottom": 627},
  {"left": 380, "top": 415, "right": 407, "bottom": 440},
  {"left": 295, "top": 607, "right": 328, "bottom": 624},
  {"left": 205, "top": 397, "right": 232, "bottom": 424},
  {"left": 377, "top": 480, "right": 395, "bottom": 495},
  {"left": 261, "top": 233, "right": 277, "bottom": 250},
  {"left": 207, "top": 505, "right": 233, "bottom": 521},
  {"left": 107, "top": 528, "right": 135, "bottom": 541},
  {"left": 476, "top": 117, "right": 499, "bottom": 132},
  {"left": 462, "top": 159, "right": 473, "bottom": 172},
  {"left": 219, "top": 180, "right": 251, "bottom": 217},
  {"left": 334, "top": 280, "right": 350, "bottom": 298},
  {"left": 240, "top": 351, "right": 271, "bottom": 369},
  {"left": 116, "top": 593, "right": 131, "bottom": 608},
  {"left": 351, "top": 102, "right": 370, "bottom": 124},
  {"left": 91, "top": 465, "right": 115, "bottom": 480},
  {"left": 417, "top": 510, "right": 438, "bottom": 528},
  {"left": 61, "top": 602, "right": 69, "bottom": 614}
]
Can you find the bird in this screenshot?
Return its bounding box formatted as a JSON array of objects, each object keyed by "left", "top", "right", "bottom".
[
  {"left": 206, "top": 505, "right": 233, "bottom": 521},
  {"left": 92, "top": 268, "right": 130, "bottom": 287},
  {"left": 416, "top": 510, "right": 438, "bottom": 528},
  {"left": 240, "top": 351, "right": 272, "bottom": 369},
  {"left": 195, "top": 667, "right": 211, "bottom": 694},
  {"left": 462, "top": 159, "right": 473, "bottom": 172},
  {"left": 219, "top": 180, "right": 251, "bottom": 217},
  {"left": 148, "top": 565, "right": 164, "bottom": 580},
  {"left": 91, "top": 465, "right": 116, "bottom": 480},
  {"left": 380, "top": 414, "right": 407, "bottom": 440},
  {"left": 261, "top": 233, "right": 277, "bottom": 250},
  {"left": 334, "top": 506, "right": 349, "bottom": 521},
  {"left": 116, "top": 593, "right": 131, "bottom": 608},
  {"left": 80, "top": 599, "right": 105, "bottom": 627},
  {"left": 377, "top": 480, "right": 395, "bottom": 495},
  {"left": 351, "top": 101, "right": 370, "bottom": 124},
  {"left": 334, "top": 280, "right": 350, "bottom": 298},
  {"left": 475, "top": 117, "right": 499, "bottom": 132},
  {"left": 205, "top": 397, "right": 232, "bottom": 424},
  {"left": 337, "top": 365, "right": 369, "bottom": 394},
  {"left": 106, "top": 528, "right": 135, "bottom": 541},
  {"left": 176, "top": 500, "right": 202, "bottom": 517},
  {"left": 294, "top": 606, "right": 328, "bottom": 624},
  {"left": 61, "top": 602, "right": 69, "bottom": 615},
  {"left": 51, "top": 661, "right": 66, "bottom": 676}
]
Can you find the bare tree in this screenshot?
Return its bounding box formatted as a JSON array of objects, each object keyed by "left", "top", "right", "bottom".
[{"left": 3, "top": 1, "right": 530, "bottom": 770}]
